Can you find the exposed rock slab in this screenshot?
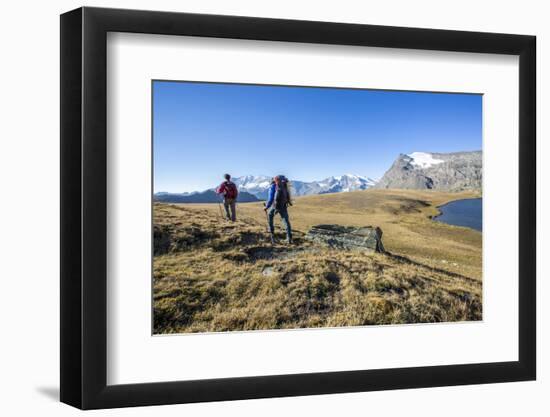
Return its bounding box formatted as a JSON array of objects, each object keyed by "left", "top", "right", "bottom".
[{"left": 305, "top": 224, "right": 385, "bottom": 253}]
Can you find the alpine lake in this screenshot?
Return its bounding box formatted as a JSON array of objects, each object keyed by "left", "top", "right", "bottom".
[{"left": 433, "top": 198, "right": 482, "bottom": 232}]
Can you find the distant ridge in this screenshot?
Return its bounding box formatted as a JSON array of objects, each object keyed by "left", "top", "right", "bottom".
[
  {"left": 155, "top": 173, "right": 378, "bottom": 203},
  {"left": 154, "top": 189, "right": 259, "bottom": 203}
]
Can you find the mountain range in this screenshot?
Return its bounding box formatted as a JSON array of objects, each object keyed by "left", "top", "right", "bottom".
[
  {"left": 234, "top": 174, "right": 377, "bottom": 200},
  {"left": 153, "top": 150, "right": 482, "bottom": 203},
  {"left": 154, "top": 174, "right": 377, "bottom": 203}
]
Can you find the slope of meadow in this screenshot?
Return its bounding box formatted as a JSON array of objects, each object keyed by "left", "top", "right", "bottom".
[{"left": 153, "top": 189, "right": 482, "bottom": 334}]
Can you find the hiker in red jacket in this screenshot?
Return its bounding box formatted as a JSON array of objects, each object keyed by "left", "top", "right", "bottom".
[{"left": 216, "top": 173, "right": 239, "bottom": 221}]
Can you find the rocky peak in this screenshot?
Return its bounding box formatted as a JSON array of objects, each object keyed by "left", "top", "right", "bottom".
[{"left": 375, "top": 151, "right": 482, "bottom": 191}]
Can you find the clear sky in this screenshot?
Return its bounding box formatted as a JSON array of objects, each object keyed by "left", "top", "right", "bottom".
[{"left": 153, "top": 81, "right": 482, "bottom": 193}]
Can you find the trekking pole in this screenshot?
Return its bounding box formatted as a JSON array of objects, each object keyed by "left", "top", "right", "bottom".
[
  {"left": 264, "top": 206, "right": 271, "bottom": 234},
  {"left": 217, "top": 197, "right": 224, "bottom": 221}
]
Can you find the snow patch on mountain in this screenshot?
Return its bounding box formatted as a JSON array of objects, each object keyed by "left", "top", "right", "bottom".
[
  {"left": 376, "top": 150, "right": 482, "bottom": 191},
  {"left": 406, "top": 152, "right": 445, "bottom": 169}
]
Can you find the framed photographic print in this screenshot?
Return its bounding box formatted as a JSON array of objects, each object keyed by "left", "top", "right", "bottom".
[{"left": 60, "top": 7, "right": 536, "bottom": 409}]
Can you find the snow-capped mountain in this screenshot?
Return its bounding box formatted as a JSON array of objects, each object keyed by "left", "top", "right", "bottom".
[
  {"left": 375, "top": 151, "right": 482, "bottom": 191},
  {"left": 232, "top": 175, "right": 273, "bottom": 198},
  {"left": 233, "top": 174, "right": 377, "bottom": 199},
  {"left": 154, "top": 174, "right": 378, "bottom": 203},
  {"left": 315, "top": 174, "right": 377, "bottom": 194}
]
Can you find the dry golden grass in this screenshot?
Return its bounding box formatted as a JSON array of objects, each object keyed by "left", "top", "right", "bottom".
[
  {"left": 153, "top": 189, "right": 482, "bottom": 333},
  {"left": 183, "top": 189, "right": 482, "bottom": 279}
]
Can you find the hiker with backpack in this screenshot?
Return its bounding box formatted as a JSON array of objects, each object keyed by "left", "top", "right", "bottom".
[
  {"left": 216, "top": 173, "right": 239, "bottom": 222},
  {"left": 264, "top": 175, "right": 293, "bottom": 244}
]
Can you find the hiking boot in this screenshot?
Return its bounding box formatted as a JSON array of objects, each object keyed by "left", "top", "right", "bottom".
[
  {"left": 287, "top": 237, "right": 293, "bottom": 245},
  {"left": 270, "top": 234, "right": 276, "bottom": 245}
]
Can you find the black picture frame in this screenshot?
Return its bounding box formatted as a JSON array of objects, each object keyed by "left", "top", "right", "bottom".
[{"left": 60, "top": 6, "right": 536, "bottom": 410}]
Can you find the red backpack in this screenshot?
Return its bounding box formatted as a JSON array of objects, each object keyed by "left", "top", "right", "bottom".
[{"left": 224, "top": 181, "right": 238, "bottom": 199}]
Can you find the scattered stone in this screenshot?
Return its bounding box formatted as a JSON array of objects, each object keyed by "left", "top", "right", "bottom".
[
  {"left": 262, "top": 266, "right": 275, "bottom": 276},
  {"left": 305, "top": 224, "right": 385, "bottom": 253}
]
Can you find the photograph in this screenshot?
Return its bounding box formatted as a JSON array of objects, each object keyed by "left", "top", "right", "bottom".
[{"left": 152, "top": 80, "right": 483, "bottom": 334}]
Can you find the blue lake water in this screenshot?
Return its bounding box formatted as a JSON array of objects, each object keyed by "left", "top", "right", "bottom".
[{"left": 434, "top": 198, "right": 482, "bottom": 231}]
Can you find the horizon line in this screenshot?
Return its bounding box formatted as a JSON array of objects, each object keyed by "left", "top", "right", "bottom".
[
  {"left": 154, "top": 173, "right": 379, "bottom": 194},
  {"left": 154, "top": 149, "right": 482, "bottom": 194}
]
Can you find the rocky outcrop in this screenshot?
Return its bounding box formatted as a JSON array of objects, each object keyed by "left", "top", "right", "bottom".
[
  {"left": 305, "top": 225, "right": 385, "bottom": 253},
  {"left": 376, "top": 151, "right": 482, "bottom": 191}
]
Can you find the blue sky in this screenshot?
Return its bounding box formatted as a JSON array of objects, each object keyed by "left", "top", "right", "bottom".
[{"left": 153, "top": 81, "right": 482, "bottom": 193}]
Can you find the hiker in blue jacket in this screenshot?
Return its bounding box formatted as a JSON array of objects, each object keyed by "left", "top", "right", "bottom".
[{"left": 264, "top": 175, "right": 293, "bottom": 244}]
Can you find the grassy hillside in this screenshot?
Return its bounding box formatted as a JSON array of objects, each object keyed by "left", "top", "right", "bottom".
[{"left": 153, "top": 189, "right": 482, "bottom": 334}]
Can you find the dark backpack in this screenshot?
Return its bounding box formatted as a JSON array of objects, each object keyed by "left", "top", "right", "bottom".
[
  {"left": 224, "top": 181, "right": 238, "bottom": 200},
  {"left": 275, "top": 178, "right": 291, "bottom": 209}
]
